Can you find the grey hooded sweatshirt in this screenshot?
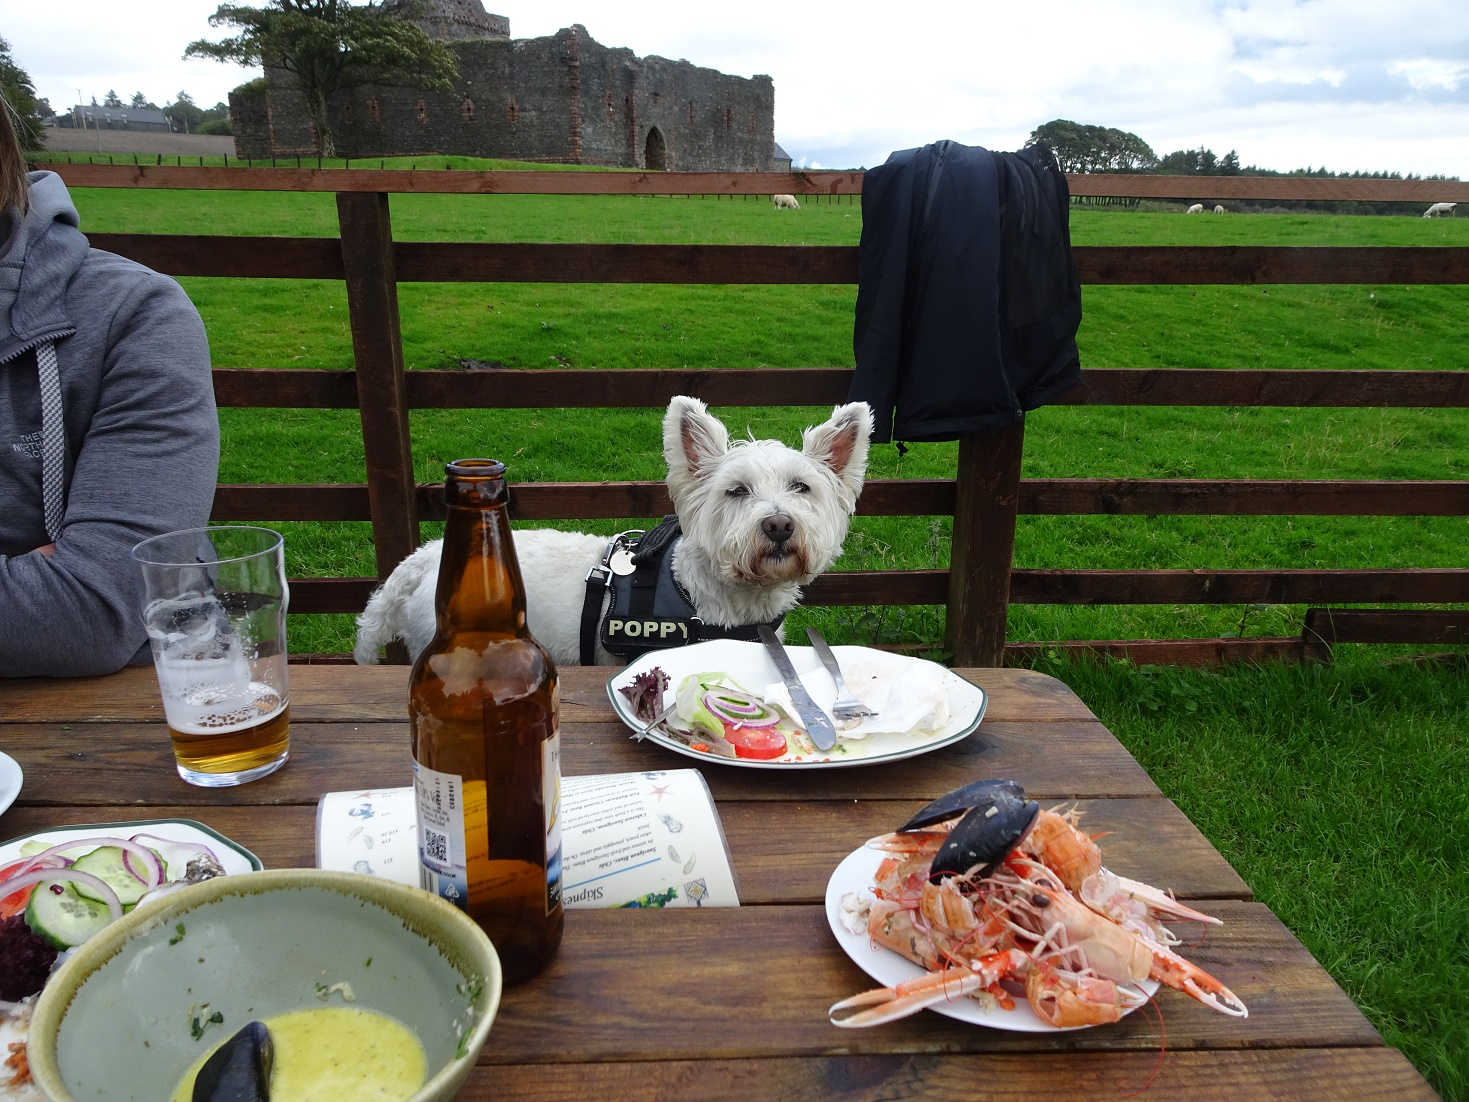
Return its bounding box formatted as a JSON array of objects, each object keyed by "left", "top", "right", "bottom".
[{"left": 0, "top": 171, "right": 219, "bottom": 676}]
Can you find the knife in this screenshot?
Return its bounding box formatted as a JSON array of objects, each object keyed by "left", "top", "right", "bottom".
[{"left": 756, "top": 624, "right": 838, "bottom": 751}]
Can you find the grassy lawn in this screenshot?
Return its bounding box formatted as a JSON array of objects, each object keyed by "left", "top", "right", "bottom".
[
  {"left": 1039, "top": 650, "right": 1469, "bottom": 1098},
  {"left": 46, "top": 172, "right": 1469, "bottom": 1096}
]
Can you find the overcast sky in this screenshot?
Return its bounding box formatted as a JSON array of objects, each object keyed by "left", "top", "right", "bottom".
[{"left": 7, "top": 0, "right": 1466, "bottom": 178}]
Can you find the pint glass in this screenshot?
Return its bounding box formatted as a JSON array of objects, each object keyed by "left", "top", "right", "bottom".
[{"left": 131, "top": 526, "right": 290, "bottom": 787}]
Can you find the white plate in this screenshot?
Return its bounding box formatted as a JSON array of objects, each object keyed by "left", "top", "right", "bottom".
[
  {"left": 825, "top": 843, "right": 1158, "bottom": 1031},
  {"left": 0, "top": 818, "right": 263, "bottom": 877},
  {"left": 0, "top": 752, "right": 20, "bottom": 818},
  {"left": 605, "top": 639, "right": 986, "bottom": 769}
]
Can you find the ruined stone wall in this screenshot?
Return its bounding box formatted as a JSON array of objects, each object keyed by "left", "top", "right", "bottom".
[
  {"left": 386, "top": 0, "right": 508, "bottom": 42},
  {"left": 572, "top": 36, "right": 774, "bottom": 171},
  {"left": 230, "top": 24, "right": 774, "bottom": 170},
  {"left": 228, "top": 86, "right": 274, "bottom": 159}
]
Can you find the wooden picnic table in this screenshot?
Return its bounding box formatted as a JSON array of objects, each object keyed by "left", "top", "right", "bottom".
[{"left": 0, "top": 664, "right": 1434, "bottom": 1099}]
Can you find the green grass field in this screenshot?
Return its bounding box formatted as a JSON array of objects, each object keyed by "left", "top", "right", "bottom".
[{"left": 47, "top": 168, "right": 1469, "bottom": 1096}]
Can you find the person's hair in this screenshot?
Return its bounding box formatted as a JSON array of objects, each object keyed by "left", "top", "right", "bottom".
[{"left": 0, "top": 88, "right": 29, "bottom": 214}]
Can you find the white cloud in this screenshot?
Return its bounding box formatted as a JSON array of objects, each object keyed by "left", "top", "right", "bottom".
[
  {"left": 1388, "top": 59, "right": 1469, "bottom": 93},
  {"left": 1230, "top": 62, "right": 1347, "bottom": 87}
]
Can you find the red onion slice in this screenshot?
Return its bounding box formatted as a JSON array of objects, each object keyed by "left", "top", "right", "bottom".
[
  {"left": 127, "top": 833, "right": 221, "bottom": 881},
  {"left": 702, "top": 690, "right": 780, "bottom": 728},
  {"left": 4, "top": 836, "right": 163, "bottom": 890}
]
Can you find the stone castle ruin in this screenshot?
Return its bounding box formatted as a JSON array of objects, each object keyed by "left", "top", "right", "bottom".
[{"left": 230, "top": 0, "right": 778, "bottom": 171}]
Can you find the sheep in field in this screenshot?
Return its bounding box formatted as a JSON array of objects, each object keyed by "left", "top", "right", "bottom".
[
  {"left": 772, "top": 194, "right": 800, "bottom": 210},
  {"left": 1213, "top": 205, "right": 1226, "bottom": 214},
  {"left": 1423, "top": 202, "right": 1457, "bottom": 218},
  {"left": 1186, "top": 203, "right": 1204, "bottom": 214}
]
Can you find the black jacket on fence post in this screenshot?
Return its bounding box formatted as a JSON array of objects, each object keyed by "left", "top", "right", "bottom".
[{"left": 849, "top": 139, "right": 1083, "bottom": 444}]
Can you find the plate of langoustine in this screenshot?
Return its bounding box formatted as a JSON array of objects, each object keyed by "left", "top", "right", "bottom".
[{"left": 823, "top": 779, "right": 1249, "bottom": 1032}]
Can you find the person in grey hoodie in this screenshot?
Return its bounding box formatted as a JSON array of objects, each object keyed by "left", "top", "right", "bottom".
[{"left": 0, "top": 98, "right": 219, "bottom": 676}]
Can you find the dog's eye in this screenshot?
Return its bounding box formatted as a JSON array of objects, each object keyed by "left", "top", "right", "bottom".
[
  {"left": 788, "top": 481, "right": 810, "bottom": 494},
  {"left": 725, "top": 485, "right": 749, "bottom": 498}
]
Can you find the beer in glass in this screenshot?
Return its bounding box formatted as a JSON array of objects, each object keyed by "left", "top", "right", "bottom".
[{"left": 132, "top": 526, "right": 290, "bottom": 786}]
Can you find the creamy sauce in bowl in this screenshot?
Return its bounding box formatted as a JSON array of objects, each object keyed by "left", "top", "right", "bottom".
[{"left": 170, "top": 1006, "right": 426, "bottom": 1100}]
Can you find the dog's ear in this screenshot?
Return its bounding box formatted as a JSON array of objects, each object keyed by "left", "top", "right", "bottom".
[
  {"left": 663, "top": 395, "right": 730, "bottom": 501},
  {"left": 803, "top": 402, "right": 873, "bottom": 505}
]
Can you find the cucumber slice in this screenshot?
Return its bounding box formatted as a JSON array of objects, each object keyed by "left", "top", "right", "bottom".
[
  {"left": 71, "top": 846, "right": 150, "bottom": 907},
  {"left": 25, "top": 880, "right": 116, "bottom": 948}
]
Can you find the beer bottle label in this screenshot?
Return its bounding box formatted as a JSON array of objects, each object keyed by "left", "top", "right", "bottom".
[
  {"left": 413, "top": 762, "right": 489, "bottom": 909},
  {"left": 544, "top": 730, "right": 563, "bottom": 913}
]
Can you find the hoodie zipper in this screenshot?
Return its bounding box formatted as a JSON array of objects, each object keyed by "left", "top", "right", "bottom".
[{"left": 0, "top": 326, "right": 76, "bottom": 366}]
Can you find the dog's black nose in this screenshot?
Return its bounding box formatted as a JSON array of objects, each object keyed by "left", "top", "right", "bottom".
[{"left": 761, "top": 513, "right": 795, "bottom": 546}]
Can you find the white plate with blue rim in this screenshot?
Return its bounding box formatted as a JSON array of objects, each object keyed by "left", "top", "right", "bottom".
[{"left": 605, "top": 638, "right": 986, "bottom": 769}]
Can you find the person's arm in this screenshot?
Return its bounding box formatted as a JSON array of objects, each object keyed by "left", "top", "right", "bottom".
[{"left": 0, "top": 272, "right": 219, "bottom": 676}]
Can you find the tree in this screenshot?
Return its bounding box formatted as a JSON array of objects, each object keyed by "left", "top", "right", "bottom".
[
  {"left": 131, "top": 91, "right": 157, "bottom": 109},
  {"left": 1026, "top": 119, "right": 1156, "bottom": 174},
  {"left": 0, "top": 37, "right": 45, "bottom": 151},
  {"left": 104, "top": 89, "right": 124, "bottom": 107},
  {"left": 164, "top": 90, "right": 203, "bottom": 132},
  {"left": 200, "top": 100, "right": 232, "bottom": 136},
  {"left": 1027, "top": 119, "right": 1086, "bottom": 171},
  {"left": 184, "top": 0, "right": 459, "bottom": 157}
]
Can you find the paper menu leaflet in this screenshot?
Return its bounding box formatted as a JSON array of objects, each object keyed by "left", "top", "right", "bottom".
[{"left": 317, "top": 769, "right": 740, "bottom": 908}]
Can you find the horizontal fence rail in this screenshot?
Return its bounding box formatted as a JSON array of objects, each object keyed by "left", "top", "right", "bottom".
[
  {"left": 211, "top": 367, "right": 1469, "bottom": 410},
  {"left": 41, "top": 164, "right": 1469, "bottom": 665},
  {"left": 87, "top": 234, "right": 1469, "bottom": 285},
  {"left": 41, "top": 163, "right": 1469, "bottom": 203},
  {"left": 210, "top": 478, "right": 1469, "bottom": 524}
]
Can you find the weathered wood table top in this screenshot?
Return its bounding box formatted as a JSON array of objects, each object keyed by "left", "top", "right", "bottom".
[{"left": 0, "top": 665, "right": 1434, "bottom": 1099}]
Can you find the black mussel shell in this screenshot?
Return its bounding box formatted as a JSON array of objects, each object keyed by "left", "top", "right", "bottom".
[
  {"left": 897, "top": 779, "right": 1026, "bottom": 833},
  {"left": 929, "top": 787, "right": 1040, "bottom": 880},
  {"left": 192, "top": 1020, "right": 273, "bottom": 1102}
]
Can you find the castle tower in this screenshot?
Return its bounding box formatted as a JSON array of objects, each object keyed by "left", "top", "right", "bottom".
[{"left": 382, "top": 0, "right": 509, "bottom": 42}]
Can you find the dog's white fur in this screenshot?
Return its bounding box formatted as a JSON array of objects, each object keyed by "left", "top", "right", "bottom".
[
  {"left": 772, "top": 193, "right": 800, "bottom": 210},
  {"left": 353, "top": 396, "right": 873, "bottom": 666}
]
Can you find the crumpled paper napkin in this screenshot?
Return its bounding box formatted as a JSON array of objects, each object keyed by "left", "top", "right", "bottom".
[{"left": 762, "top": 658, "right": 951, "bottom": 740}]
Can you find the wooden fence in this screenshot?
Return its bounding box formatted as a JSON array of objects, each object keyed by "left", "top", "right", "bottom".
[{"left": 41, "top": 163, "right": 1469, "bottom": 665}]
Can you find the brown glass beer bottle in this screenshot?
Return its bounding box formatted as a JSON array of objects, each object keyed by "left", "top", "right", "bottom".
[{"left": 409, "top": 459, "right": 563, "bottom": 984}]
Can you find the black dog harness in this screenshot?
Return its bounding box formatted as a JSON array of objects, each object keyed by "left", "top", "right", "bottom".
[{"left": 580, "top": 516, "right": 784, "bottom": 665}]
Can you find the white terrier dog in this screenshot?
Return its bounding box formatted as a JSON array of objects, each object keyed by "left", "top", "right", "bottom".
[{"left": 353, "top": 396, "right": 873, "bottom": 666}]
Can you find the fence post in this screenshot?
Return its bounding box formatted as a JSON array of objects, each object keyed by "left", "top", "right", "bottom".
[
  {"left": 946, "top": 422, "right": 1025, "bottom": 666},
  {"left": 336, "top": 191, "right": 418, "bottom": 663}
]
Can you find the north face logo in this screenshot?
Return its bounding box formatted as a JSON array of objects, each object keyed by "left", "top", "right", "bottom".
[{"left": 9, "top": 431, "right": 41, "bottom": 459}]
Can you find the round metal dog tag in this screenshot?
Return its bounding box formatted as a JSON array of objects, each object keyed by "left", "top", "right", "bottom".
[{"left": 608, "top": 546, "right": 637, "bottom": 575}]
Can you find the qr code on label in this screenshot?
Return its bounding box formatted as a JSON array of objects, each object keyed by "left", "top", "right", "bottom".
[{"left": 423, "top": 828, "right": 449, "bottom": 863}]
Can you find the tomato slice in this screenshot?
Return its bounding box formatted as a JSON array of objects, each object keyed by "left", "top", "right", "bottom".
[
  {"left": 0, "top": 859, "right": 38, "bottom": 918},
  {"left": 720, "top": 720, "right": 789, "bottom": 760}
]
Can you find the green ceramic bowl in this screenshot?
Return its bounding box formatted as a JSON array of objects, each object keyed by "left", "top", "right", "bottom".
[{"left": 27, "top": 868, "right": 502, "bottom": 1101}]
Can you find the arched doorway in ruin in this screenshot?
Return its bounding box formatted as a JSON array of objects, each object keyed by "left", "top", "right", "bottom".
[{"left": 644, "top": 127, "right": 668, "bottom": 171}]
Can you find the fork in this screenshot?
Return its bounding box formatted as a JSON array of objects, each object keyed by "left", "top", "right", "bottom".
[{"left": 805, "top": 627, "right": 878, "bottom": 721}]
